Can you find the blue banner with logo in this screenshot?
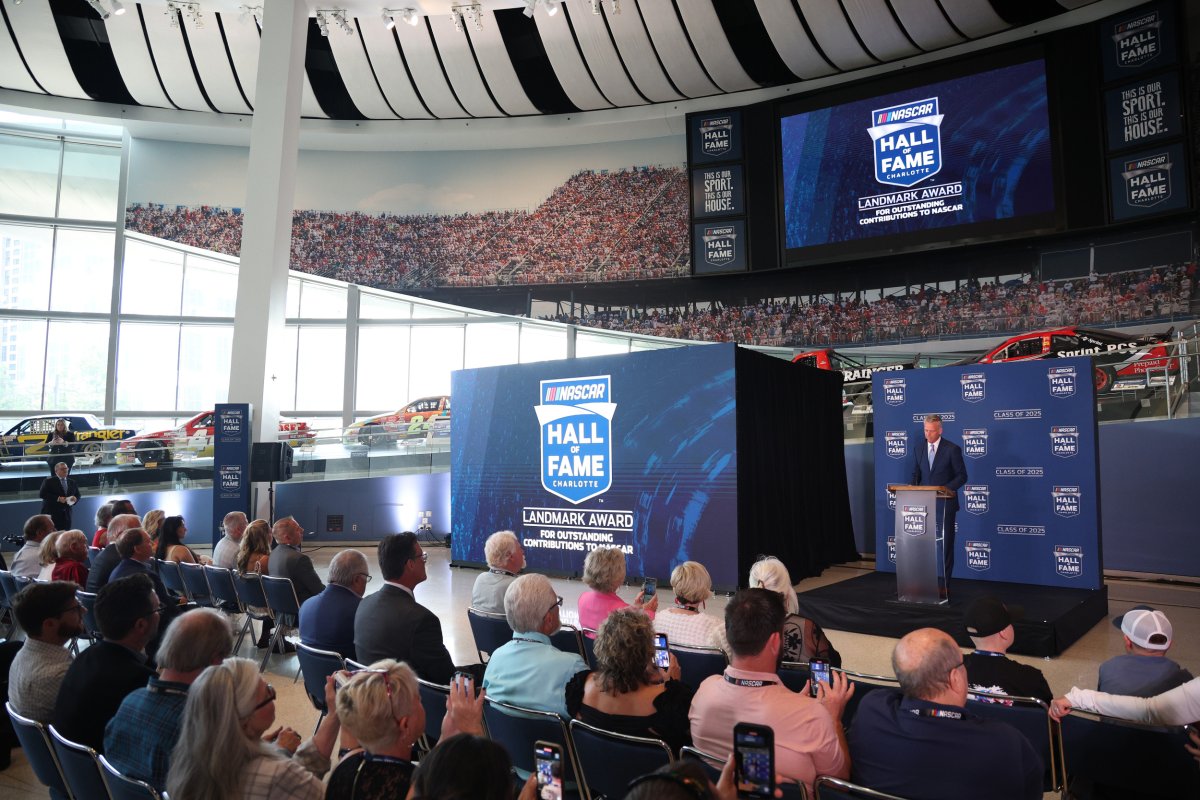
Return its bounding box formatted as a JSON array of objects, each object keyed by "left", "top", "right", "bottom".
[
  {"left": 212, "top": 403, "right": 252, "bottom": 547},
  {"left": 689, "top": 111, "right": 742, "bottom": 163},
  {"left": 451, "top": 344, "right": 739, "bottom": 587},
  {"left": 872, "top": 357, "right": 1101, "bottom": 589},
  {"left": 1108, "top": 141, "right": 1190, "bottom": 221},
  {"left": 1100, "top": 1, "right": 1177, "bottom": 83}
]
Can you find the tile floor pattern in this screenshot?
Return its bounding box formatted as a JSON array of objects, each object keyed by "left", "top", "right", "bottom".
[{"left": 3, "top": 545, "right": 1197, "bottom": 799}]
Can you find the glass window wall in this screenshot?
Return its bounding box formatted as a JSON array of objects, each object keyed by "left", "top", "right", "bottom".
[
  {"left": 0, "top": 223, "right": 53, "bottom": 310},
  {"left": 356, "top": 326, "right": 411, "bottom": 410},
  {"left": 50, "top": 228, "right": 114, "bottom": 313},
  {"left": 43, "top": 320, "right": 108, "bottom": 409},
  {"left": 58, "top": 141, "right": 120, "bottom": 221},
  {"left": 0, "top": 133, "right": 59, "bottom": 218}
]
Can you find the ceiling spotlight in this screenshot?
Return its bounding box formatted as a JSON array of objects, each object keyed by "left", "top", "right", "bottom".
[
  {"left": 84, "top": 0, "right": 110, "bottom": 19},
  {"left": 316, "top": 8, "right": 354, "bottom": 36},
  {"left": 166, "top": 1, "right": 204, "bottom": 29},
  {"left": 450, "top": 3, "right": 481, "bottom": 31},
  {"left": 239, "top": 4, "right": 263, "bottom": 25},
  {"left": 110, "top": 0, "right": 125, "bottom": 14},
  {"left": 610, "top": 0, "right": 620, "bottom": 14},
  {"left": 402, "top": 8, "right": 420, "bottom": 26},
  {"left": 383, "top": 7, "right": 420, "bottom": 29},
  {"left": 382, "top": 10, "right": 395, "bottom": 30},
  {"left": 523, "top": 0, "right": 557, "bottom": 18},
  {"left": 589, "top": 0, "right": 599, "bottom": 14}
]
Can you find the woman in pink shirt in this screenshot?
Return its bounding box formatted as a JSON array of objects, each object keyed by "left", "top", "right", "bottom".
[{"left": 578, "top": 547, "right": 657, "bottom": 634}]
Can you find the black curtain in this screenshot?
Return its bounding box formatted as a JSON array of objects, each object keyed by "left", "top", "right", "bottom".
[{"left": 734, "top": 348, "right": 859, "bottom": 585}]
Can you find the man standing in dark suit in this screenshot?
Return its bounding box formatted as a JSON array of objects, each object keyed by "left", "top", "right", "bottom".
[
  {"left": 355, "top": 532, "right": 462, "bottom": 684},
  {"left": 267, "top": 516, "right": 325, "bottom": 609},
  {"left": 52, "top": 574, "right": 159, "bottom": 751},
  {"left": 910, "top": 414, "right": 968, "bottom": 581},
  {"left": 39, "top": 462, "right": 80, "bottom": 531}
]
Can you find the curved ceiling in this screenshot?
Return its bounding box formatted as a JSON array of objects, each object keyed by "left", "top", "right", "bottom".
[{"left": 0, "top": 0, "right": 1103, "bottom": 126}]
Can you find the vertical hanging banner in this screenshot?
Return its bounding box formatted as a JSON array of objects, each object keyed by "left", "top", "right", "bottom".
[
  {"left": 1100, "top": 1, "right": 1178, "bottom": 83},
  {"left": 872, "top": 358, "right": 1101, "bottom": 589},
  {"left": 212, "top": 403, "right": 252, "bottom": 547}
]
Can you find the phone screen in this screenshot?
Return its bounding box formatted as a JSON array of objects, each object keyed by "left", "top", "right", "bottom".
[
  {"left": 653, "top": 633, "right": 669, "bottom": 669},
  {"left": 535, "top": 741, "right": 563, "bottom": 799},
  {"left": 734, "top": 724, "right": 774, "bottom": 797},
  {"left": 809, "top": 659, "right": 831, "bottom": 697},
  {"left": 642, "top": 577, "right": 657, "bottom": 597}
]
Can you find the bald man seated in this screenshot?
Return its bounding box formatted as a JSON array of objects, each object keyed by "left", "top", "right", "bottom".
[{"left": 847, "top": 628, "right": 1043, "bottom": 800}]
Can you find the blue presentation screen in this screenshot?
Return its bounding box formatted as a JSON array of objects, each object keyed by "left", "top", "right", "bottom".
[
  {"left": 872, "top": 357, "right": 1101, "bottom": 590},
  {"left": 780, "top": 59, "right": 1058, "bottom": 263},
  {"left": 450, "top": 344, "right": 739, "bottom": 588}
]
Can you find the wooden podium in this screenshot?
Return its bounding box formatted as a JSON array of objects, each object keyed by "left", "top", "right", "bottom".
[{"left": 887, "top": 484, "right": 955, "bottom": 605}]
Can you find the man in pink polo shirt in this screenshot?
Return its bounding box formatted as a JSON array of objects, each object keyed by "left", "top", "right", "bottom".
[{"left": 688, "top": 588, "right": 852, "bottom": 794}]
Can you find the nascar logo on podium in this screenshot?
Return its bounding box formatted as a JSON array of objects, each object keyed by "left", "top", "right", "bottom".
[
  {"left": 901, "top": 505, "right": 927, "bottom": 536},
  {"left": 1048, "top": 366, "right": 1077, "bottom": 398},
  {"left": 1055, "top": 545, "right": 1083, "bottom": 579},
  {"left": 867, "top": 97, "right": 943, "bottom": 188},
  {"left": 965, "top": 541, "right": 991, "bottom": 572},
  {"left": 885, "top": 431, "right": 907, "bottom": 459},
  {"left": 1050, "top": 426, "right": 1079, "bottom": 458},
  {"left": 960, "top": 372, "right": 986, "bottom": 403},
  {"left": 535, "top": 375, "right": 617, "bottom": 504},
  {"left": 963, "top": 428, "right": 989, "bottom": 459}
]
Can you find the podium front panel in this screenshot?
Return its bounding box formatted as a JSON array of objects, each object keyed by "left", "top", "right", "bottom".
[{"left": 894, "top": 489, "right": 946, "bottom": 604}]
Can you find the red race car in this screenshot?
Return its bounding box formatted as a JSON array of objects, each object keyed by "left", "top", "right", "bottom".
[
  {"left": 117, "top": 411, "right": 314, "bottom": 466},
  {"left": 962, "top": 326, "right": 1178, "bottom": 393}
]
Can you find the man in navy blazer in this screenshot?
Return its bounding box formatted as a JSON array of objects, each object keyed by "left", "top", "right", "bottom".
[
  {"left": 299, "top": 549, "right": 369, "bottom": 660},
  {"left": 910, "top": 414, "right": 968, "bottom": 580}
]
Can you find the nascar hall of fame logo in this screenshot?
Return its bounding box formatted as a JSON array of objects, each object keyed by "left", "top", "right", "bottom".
[
  {"left": 887, "top": 491, "right": 897, "bottom": 511},
  {"left": 1050, "top": 426, "right": 1079, "bottom": 458},
  {"left": 535, "top": 375, "right": 617, "bottom": 505},
  {"left": 1048, "top": 366, "right": 1077, "bottom": 398},
  {"left": 699, "top": 116, "right": 733, "bottom": 157},
  {"left": 1113, "top": 11, "right": 1161, "bottom": 68},
  {"left": 901, "top": 505, "right": 927, "bottom": 536},
  {"left": 960, "top": 372, "right": 986, "bottom": 403},
  {"left": 883, "top": 377, "right": 906, "bottom": 406},
  {"left": 219, "top": 408, "right": 244, "bottom": 439},
  {"left": 1053, "top": 486, "right": 1082, "bottom": 518},
  {"left": 1055, "top": 545, "right": 1084, "bottom": 579},
  {"left": 868, "top": 97, "right": 943, "bottom": 188},
  {"left": 965, "top": 540, "right": 991, "bottom": 572},
  {"left": 218, "top": 464, "right": 242, "bottom": 494},
  {"left": 887, "top": 536, "right": 896, "bottom": 564},
  {"left": 1123, "top": 153, "right": 1172, "bottom": 207},
  {"left": 885, "top": 431, "right": 907, "bottom": 460},
  {"left": 702, "top": 225, "right": 737, "bottom": 268},
  {"left": 963, "top": 428, "right": 988, "bottom": 459},
  {"left": 963, "top": 485, "right": 990, "bottom": 516}
]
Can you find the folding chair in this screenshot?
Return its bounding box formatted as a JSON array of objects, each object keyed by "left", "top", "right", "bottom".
[
  {"left": 178, "top": 562, "right": 213, "bottom": 607},
  {"left": 834, "top": 668, "right": 900, "bottom": 730},
  {"left": 669, "top": 644, "right": 727, "bottom": 690},
  {"left": 203, "top": 565, "right": 250, "bottom": 651},
  {"left": 76, "top": 589, "right": 103, "bottom": 644},
  {"left": 260, "top": 575, "right": 302, "bottom": 653},
  {"left": 549, "top": 624, "right": 587, "bottom": 661},
  {"left": 0, "top": 569, "right": 18, "bottom": 637},
  {"left": 568, "top": 719, "right": 672, "bottom": 800},
  {"left": 7, "top": 702, "right": 71, "bottom": 800},
  {"left": 50, "top": 723, "right": 114, "bottom": 800},
  {"left": 232, "top": 572, "right": 276, "bottom": 671},
  {"left": 483, "top": 697, "right": 582, "bottom": 797},
  {"left": 295, "top": 642, "right": 345, "bottom": 732},
  {"left": 779, "top": 661, "right": 812, "bottom": 694},
  {"left": 815, "top": 776, "right": 909, "bottom": 800},
  {"left": 966, "top": 690, "right": 1060, "bottom": 793},
  {"left": 581, "top": 628, "right": 598, "bottom": 669},
  {"left": 1061, "top": 709, "right": 1200, "bottom": 799},
  {"left": 346, "top": 657, "right": 369, "bottom": 671},
  {"left": 416, "top": 678, "right": 450, "bottom": 756},
  {"left": 467, "top": 606, "right": 512, "bottom": 663},
  {"left": 155, "top": 559, "right": 187, "bottom": 601},
  {"left": 98, "top": 754, "right": 164, "bottom": 799},
  {"left": 87, "top": 547, "right": 101, "bottom": 567}
]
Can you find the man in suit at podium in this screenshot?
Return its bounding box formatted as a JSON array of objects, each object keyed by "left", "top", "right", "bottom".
[{"left": 910, "top": 414, "right": 968, "bottom": 581}]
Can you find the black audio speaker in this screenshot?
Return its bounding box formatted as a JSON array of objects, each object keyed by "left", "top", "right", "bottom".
[{"left": 250, "top": 442, "right": 293, "bottom": 482}]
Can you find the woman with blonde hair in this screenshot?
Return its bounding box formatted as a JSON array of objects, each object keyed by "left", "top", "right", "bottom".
[
  {"left": 37, "top": 530, "right": 63, "bottom": 581},
  {"left": 51, "top": 529, "right": 89, "bottom": 585},
  {"left": 577, "top": 546, "right": 657, "bottom": 633},
  {"left": 166, "top": 657, "right": 339, "bottom": 800},
  {"left": 141, "top": 509, "right": 165, "bottom": 545},
  {"left": 654, "top": 561, "right": 727, "bottom": 653},
  {"left": 236, "top": 519, "right": 272, "bottom": 575},
  {"left": 748, "top": 556, "right": 840, "bottom": 666}
]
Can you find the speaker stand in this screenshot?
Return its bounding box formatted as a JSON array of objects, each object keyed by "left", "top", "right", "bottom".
[{"left": 267, "top": 481, "right": 276, "bottom": 525}]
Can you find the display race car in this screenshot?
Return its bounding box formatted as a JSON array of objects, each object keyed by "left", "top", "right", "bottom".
[
  {"left": 963, "top": 326, "right": 1178, "bottom": 394},
  {"left": 1, "top": 414, "right": 138, "bottom": 465},
  {"left": 343, "top": 396, "right": 451, "bottom": 448},
  {"left": 791, "top": 349, "right": 918, "bottom": 414},
  {"left": 116, "top": 411, "right": 314, "bottom": 466}
]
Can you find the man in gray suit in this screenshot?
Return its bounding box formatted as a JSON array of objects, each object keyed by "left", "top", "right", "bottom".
[
  {"left": 354, "top": 532, "right": 474, "bottom": 684},
  {"left": 267, "top": 516, "right": 325, "bottom": 611}
]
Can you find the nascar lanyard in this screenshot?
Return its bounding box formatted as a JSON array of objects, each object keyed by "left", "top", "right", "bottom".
[
  {"left": 146, "top": 683, "right": 188, "bottom": 698},
  {"left": 512, "top": 637, "right": 544, "bottom": 645},
  {"left": 724, "top": 674, "right": 777, "bottom": 688},
  {"left": 972, "top": 650, "right": 1004, "bottom": 657},
  {"left": 674, "top": 599, "right": 701, "bottom": 612},
  {"left": 490, "top": 568, "right": 517, "bottom": 577},
  {"left": 907, "top": 708, "right": 963, "bottom": 719}
]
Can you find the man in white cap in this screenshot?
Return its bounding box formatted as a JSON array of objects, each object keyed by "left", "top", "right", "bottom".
[{"left": 1097, "top": 606, "right": 1192, "bottom": 697}]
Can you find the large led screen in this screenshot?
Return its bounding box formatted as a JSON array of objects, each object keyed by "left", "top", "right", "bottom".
[{"left": 780, "top": 59, "right": 1058, "bottom": 263}]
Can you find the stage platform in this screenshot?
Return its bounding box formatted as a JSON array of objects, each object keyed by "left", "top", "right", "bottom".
[{"left": 795, "top": 572, "right": 1108, "bottom": 658}]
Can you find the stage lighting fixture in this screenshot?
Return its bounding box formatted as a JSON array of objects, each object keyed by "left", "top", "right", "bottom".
[
  {"left": 450, "top": 3, "right": 480, "bottom": 32},
  {"left": 84, "top": 0, "right": 109, "bottom": 19},
  {"left": 382, "top": 10, "right": 396, "bottom": 30},
  {"left": 239, "top": 4, "right": 263, "bottom": 25},
  {"left": 110, "top": 0, "right": 125, "bottom": 14},
  {"left": 523, "top": 0, "right": 557, "bottom": 17},
  {"left": 165, "top": 1, "right": 204, "bottom": 28},
  {"left": 402, "top": 8, "right": 420, "bottom": 25},
  {"left": 315, "top": 8, "right": 354, "bottom": 36},
  {"left": 383, "top": 7, "right": 419, "bottom": 29}
]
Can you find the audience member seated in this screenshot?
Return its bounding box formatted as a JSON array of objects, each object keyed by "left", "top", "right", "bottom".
[
  {"left": 689, "top": 588, "right": 851, "bottom": 795},
  {"left": 86, "top": 513, "right": 142, "bottom": 592},
  {"left": 1052, "top": 675, "right": 1200, "bottom": 726},
  {"left": 155, "top": 515, "right": 211, "bottom": 565},
  {"left": 8, "top": 581, "right": 82, "bottom": 722},
  {"left": 848, "top": 628, "right": 1043, "bottom": 800},
  {"left": 354, "top": 533, "right": 465, "bottom": 683},
  {"left": 104, "top": 608, "right": 233, "bottom": 790},
  {"left": 10, "top": 514, "right": 54, "bottom": 579},
  {"left": 570, "top": 607, "right": 694, "bottom": 754},
  {"left": 298, "top": 549, "right": 368, "bottom": 660},
  {"left": 108, "top": 528, "right": 177, "bottom": 612},
  {"left": 578, "top": 546, "right": 657, "bottom": 633},
  {"left": 471, "top": 530, "right": 524, "bottom": 614},
  {"left": 166, "top": 657, "right": 340, "bottom": 800},
  {"left": 653, "top": 560, "right": 727, "bottom": 653},
  {"left": 52, "top": 574, "right": 159, "bottom": 751},
  {"left": 748, "top": 556, "right": 840, "bottom": 666},
  {"left": 407, "top": 733, "right": 537, "bottom": 800},
  {"left": 962, "top": 596, "right": 1052, "bottom": 703},
  {"left": 50, "top": 530, "right": 89, "bottom": 585},
  {"left": 267, "top": 516, "right": 325, "bottom": 610},
  {"left": 92, "top": 502, "right": 113, "bottom": 549},
  {"left": 625, "top": 758, "right": 760, "bottom": 800},
  {"left": 36, "top": 530, "right": 62, "bottom": 580},
  {"left": 93, "top": 499, "right": 136, "bottom": 548},
  {"left": 237, "top": 519, "right": 273, "bottom": 575},
  {"left": 141, "top": 510, "right": 165, "bottom": 548},
  {"left": 325, "top": 659, "right": 424, "bottom": 799},
  {"left": 213, "top": 511, "right": 248, "bottom": 570},
  {"left": 482, "top": 573, "right": 589, "bottom": 718},
  {"left": 1098, "top": 606, "right": 1193, "bottom": 697}
]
